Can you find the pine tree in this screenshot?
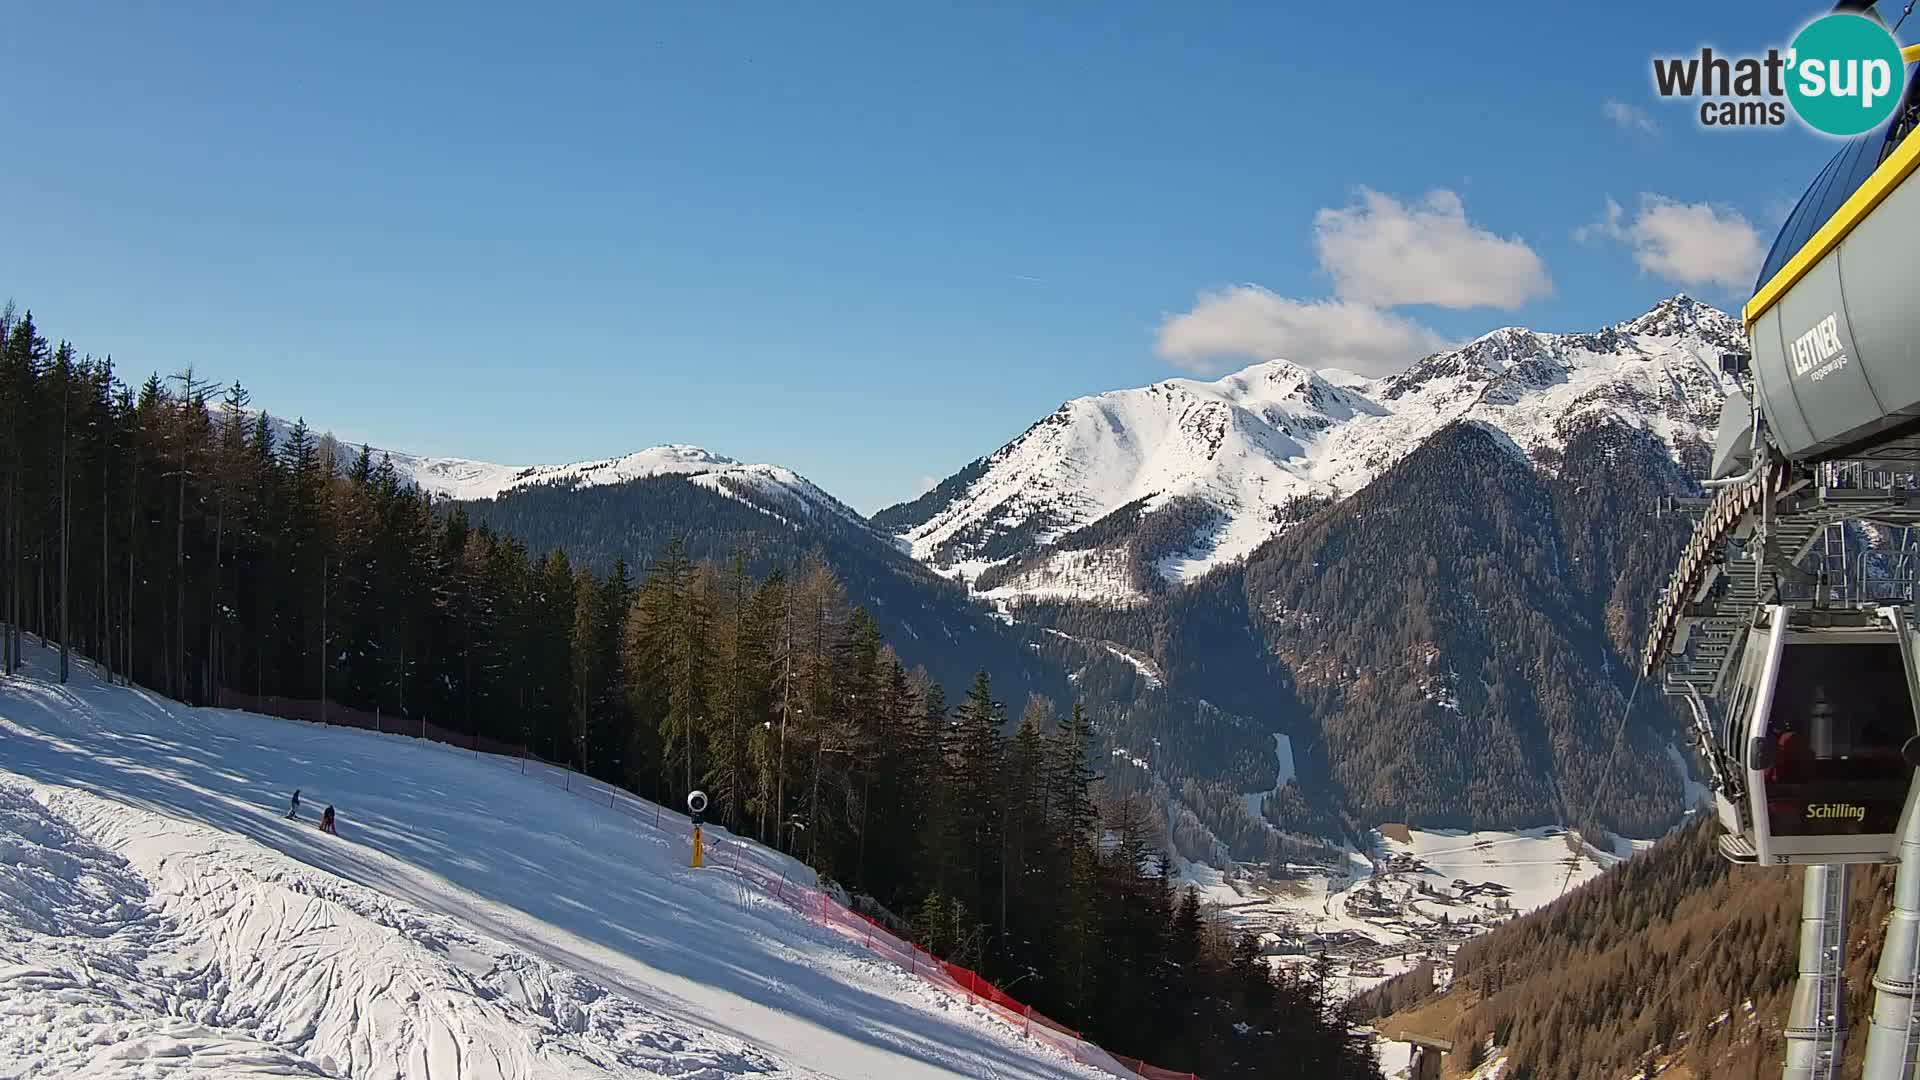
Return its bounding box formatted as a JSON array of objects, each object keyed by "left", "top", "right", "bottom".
[
  {"left": 0, "top": 302, "right": 14, "bottom": 677},
  {"left": 657, "top": 540, "right": 705, "bottom": 799},
  {"left": 1051, "top": 702, "right": 1099, "bottom": 843},
  {"left": 699, "top": 553, "right": 751, "bottom": 828},
  {"left": 597, "top": 557, "right": 635, "bottom": 778},
  {"left": 791, "top": 552, "right": 847, "bottom": 865},
  {"left": 2, "top": 313, "right": 50, "bottom": 676},
  {"left": 999, "top": 700, "right": 1055, "bottom": 979},
  {"left": 533, "top": 547, "right": 576, "bottom": 760},
  {"left": 939, "top": 670, "right": 1004, "bottom": 923},
  {"left": 754, "top": 569, "right": 790, "bottom": 845},
  {"left": 50, "top": 342, "right": 76, "bottom": 683},
  {"left": 166, "top": 368, "right": 214, "bottom": 700},
  {"left": 570, "top": 564, "right": 607, "bottom": 771}
]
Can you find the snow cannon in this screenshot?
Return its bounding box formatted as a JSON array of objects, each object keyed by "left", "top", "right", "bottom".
[{"left": 687, "top": 790, "right": 707, "bottom": 868}]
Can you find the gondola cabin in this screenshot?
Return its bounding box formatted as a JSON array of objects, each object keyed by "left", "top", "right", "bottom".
[{"left": 1716, "top": 605, "right": 1920, "bottom": 866}]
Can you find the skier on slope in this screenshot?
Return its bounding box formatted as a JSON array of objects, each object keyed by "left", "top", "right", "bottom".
[
  {"left": 286, "top": 789, "right": 301, "bottom": 819},
  {"left": 319, "top": 804, "right": 336, "bottom": 835}
]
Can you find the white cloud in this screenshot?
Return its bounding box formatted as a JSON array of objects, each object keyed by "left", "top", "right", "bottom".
[
  {"left": 1154, "top": 286, "right": 1450, "bottom": 377},
  {"left": 917, "top": 474, "right": 939, "bottom": 494},
  {"left": 1573, "top": 196, "right": 1627, "bottom": 245},
  {"left": 1312, "top": 188, "right": 1552, "bottom": 309},
  {"left": 1603, "top": 99, "right": 1659, "bottom": 134},
  {"left": 1154, "top": 188, "right": 1550, "bottom": 377},
  {"left": 1578, "top": 194, "right": 1765, "bottom": 291}
]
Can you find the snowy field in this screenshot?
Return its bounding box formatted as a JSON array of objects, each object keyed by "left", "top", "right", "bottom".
[
  {"left": 1178, "top": 825, "right": 1605, "bottom": 944},
  {"left": 1380, "top": 826, "right": 1605, "bottom": 915},
  {"left": 0, "top": 639, "right": 1109, "bottom": 1080}
]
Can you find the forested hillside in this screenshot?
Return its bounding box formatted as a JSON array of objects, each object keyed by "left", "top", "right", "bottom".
[
  {"left": 1243, "top": 420, "right": 1688, "bottom": 834},
  {"left": 453, "top": 436, "right": 1338, "bottom": 873},
  {"left": 0, "top": 306, "right": 1379, "bottom": 1079},
  {"left": 1358, "top": 816, "right": 1893, "bottom": 1078},
  {"left": 455, "top": 476, "right": 1068, "bottom": 705}
]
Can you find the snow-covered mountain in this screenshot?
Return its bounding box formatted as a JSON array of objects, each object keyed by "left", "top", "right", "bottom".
[
  {"left": 877, "top": 295, "right": 1740, "bottom": 605},
  {"left": 396, "top": 443, "right": 869, "bottom": 527},
  {"left": 253, "top": 413, "right": 870, "bottom": 532}
]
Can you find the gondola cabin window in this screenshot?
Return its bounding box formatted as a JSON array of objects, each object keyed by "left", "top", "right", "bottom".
[{"left": 1762, "top": 641, "right": 1916, "bottom": 837}]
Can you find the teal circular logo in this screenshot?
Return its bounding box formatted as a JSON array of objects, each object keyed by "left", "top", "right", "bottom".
[{"left": 1787, "top": 13, "right": 1907, "bottom": 136}]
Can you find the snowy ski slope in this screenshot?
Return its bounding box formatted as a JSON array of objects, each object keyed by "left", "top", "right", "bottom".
[{"left": 0, "top": 640, "right": 1110, "bottom": 1080}]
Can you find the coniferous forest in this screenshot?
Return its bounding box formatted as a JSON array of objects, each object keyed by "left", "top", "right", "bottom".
[
  {"left": 1356, "top": 815, "right": 1894, "bottom": 1078},
  {"left": 0, "top": 308, "right": 1381, "bottom": 1079}
]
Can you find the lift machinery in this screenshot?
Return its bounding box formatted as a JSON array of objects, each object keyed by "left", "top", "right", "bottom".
[{"left": 1642, "top": 15, "right": 1920, "bottom": 1075}]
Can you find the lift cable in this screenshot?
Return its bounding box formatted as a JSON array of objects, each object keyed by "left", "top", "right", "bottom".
[
  {"left": 1897, "top": 0, "right": 1918, "bottom": 33},
  {"left": 1557, "top": 667, "right": 1647, "bottom": 899}
]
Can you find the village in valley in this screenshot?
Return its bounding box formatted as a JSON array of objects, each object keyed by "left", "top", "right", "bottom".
[{"left": 1178, "top": 823, "right": 1604, "bottom": 1000}]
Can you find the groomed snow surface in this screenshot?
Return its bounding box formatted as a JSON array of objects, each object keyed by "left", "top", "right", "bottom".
[{"left": 0, "top": 639, "right": 1111, "bottom": 1080}]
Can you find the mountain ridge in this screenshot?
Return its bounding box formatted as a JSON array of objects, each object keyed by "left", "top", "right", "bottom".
[
  {"left": 259, "top": 293, "right": 1734, "bottom": 615},
  {"left": 880, "top": 294, "right": 1738, "bottom": 606}
]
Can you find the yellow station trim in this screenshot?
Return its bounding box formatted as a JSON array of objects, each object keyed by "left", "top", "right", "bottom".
[{"left": 1746, "top": 58, "right": 1920, "bottom": 330}]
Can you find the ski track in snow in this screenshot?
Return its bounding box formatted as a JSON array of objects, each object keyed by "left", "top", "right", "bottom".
[
  {"left": 0, "top": 641, "right": 1107, "bottom": 1080},
  {"left": 1, "top": 779, "right": 782, "bottom": 1079},
  {"left": 1239, "top": 734, "right": 1295, "bottom": 828}
]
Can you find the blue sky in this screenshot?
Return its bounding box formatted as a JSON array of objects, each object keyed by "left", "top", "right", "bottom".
[{"left": 0, "top": 2, "right": 1876, "bottom": 512}]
